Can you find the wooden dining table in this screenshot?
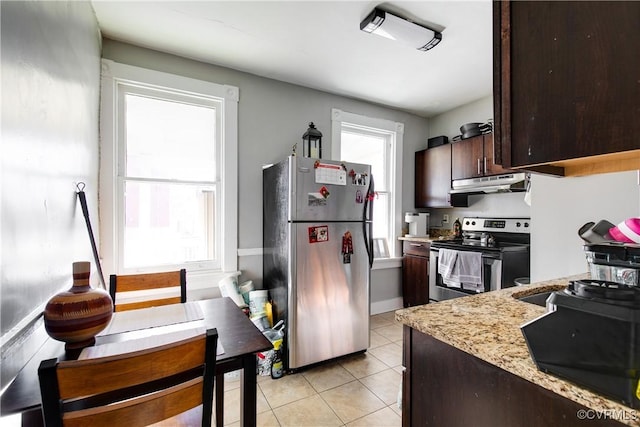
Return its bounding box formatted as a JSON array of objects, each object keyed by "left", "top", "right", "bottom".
[{"left": 0, "top": 297, "right": 272, "bottom": 427}]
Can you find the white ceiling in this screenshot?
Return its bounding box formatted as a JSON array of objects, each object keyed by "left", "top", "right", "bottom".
[{"left": 91, "top": 1, "right": 493, "bottom": 118}]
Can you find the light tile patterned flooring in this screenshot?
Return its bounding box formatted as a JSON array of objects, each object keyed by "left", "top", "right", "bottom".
[{"left": 218, "top": 310, "right": 404, "bottom": 427}]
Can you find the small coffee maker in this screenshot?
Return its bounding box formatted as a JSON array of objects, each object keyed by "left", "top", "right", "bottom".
[{"left": 405, "top": 213, "right": 429, "bottom": 237}]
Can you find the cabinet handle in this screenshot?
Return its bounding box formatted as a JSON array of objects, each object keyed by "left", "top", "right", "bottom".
[
  {"left": 477, "top": 158, "right": 481, "bottom": 175},
  {"left": 484, "top": 157, "right": 487, "bottom": 174},
  {"left": 410, "top": 243, "right": 423, "bottom": 247}
]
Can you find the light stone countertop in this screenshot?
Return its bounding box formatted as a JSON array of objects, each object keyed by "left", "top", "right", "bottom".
[
  {"left": 398, "top": 236, "right": 434, "bottom": 243},
  {"left": 398, "top": 236, "right": 452, "bottom": 243},
  {"left": 398, "top": 228, "right": 454, "bottom": 243},
  {"left": 395, "top": 275, "right": 639, "bottom": 426}
]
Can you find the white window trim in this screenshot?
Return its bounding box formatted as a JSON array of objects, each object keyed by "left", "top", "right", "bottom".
[
  {"left": 99, "top": 59, "right": 239, "bottom": 281},
  {"left": 330, "top": 108, "right": 403, "bottom": 263}
]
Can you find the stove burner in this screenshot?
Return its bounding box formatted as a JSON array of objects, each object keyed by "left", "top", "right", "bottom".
[
  {"left": 568, "top": 279, "right": 640, "bottom": 306},
  {"left": 461, "top": 239, "right": 511, "bottom": 248},
  {"left": 431, "top": 218, "right": 531, "bottom": 255}
]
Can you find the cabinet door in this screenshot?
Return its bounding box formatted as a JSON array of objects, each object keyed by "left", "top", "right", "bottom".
[
  {"left": 496, "top": 1, "right": 640, "bottom": 175},
  {"left": 483, "top": 133, "right": 512, "bottom": 176},
  {"left": 415, "top": 145, "right": 452, "bottom": 208},
  {"left": 405, "top": 329, "right": 626, "bottom": 427},
  {"left": 401, "top": 254, "right": 429, "bottom": 308},
  {"left": 452, "top": 136, "right": 484, "bottom": 180}
]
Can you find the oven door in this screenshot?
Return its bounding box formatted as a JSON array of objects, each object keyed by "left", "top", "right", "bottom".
[{"left": 429, "top": 248, "right": 502, "bottom": 302}]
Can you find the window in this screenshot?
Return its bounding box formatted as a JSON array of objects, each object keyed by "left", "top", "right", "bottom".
[
  {"left": 100, "top": 60, "right": 238, "bottom": 280},
  {"left": 331, "top": 109, "right": 403, "bottom": 260}
]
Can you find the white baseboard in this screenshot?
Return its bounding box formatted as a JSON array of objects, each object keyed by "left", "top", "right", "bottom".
[{"left": 371, "top": 297, "right": 403, "bottom": 315}]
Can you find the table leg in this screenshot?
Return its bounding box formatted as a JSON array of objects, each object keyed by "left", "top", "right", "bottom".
[
  {"left": 215, "top": 373, "right": 224, "bottom": 427},
  {"left": 240, "top": 354, "right": 258, "bottom": 427},
  {"left": 21, "top": 409, "right": 44, "bottom": 427}
]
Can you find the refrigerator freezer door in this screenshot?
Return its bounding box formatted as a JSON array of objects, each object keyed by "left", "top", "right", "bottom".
[
  {"left": 290, "top": 156, "right": 371, "bottom": 222},
  {"left": 288, "top": 222, "right": 370, "bottom": 369}
]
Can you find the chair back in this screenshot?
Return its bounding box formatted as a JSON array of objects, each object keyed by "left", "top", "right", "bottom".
[
  {"left": 109, "top": 269, "right": 186, "bottom": 312},
  {"left": 38, "top": 328, "right": 217, "bottom": 427}
]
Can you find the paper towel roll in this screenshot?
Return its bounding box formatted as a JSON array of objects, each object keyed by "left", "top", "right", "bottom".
[{"left": 218, "top": 275, "right": 246, "bottom": 307}]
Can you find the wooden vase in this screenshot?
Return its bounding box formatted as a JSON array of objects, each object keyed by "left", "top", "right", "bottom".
[{"left": 43, "top": 261, "right": 113, "bottom": 352}]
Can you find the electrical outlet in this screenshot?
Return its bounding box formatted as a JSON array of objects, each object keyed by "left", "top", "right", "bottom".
[{"left": 442, "top": 214, "right": 449, "bottom": 224}]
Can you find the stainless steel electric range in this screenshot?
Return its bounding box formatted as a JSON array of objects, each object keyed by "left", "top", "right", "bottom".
[{"left": 429, "top": 217, "right": 531, "bottom": 302}]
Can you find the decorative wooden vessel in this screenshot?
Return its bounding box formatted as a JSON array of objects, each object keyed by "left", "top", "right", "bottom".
[{"left": 43, "top": 261, "right": 113, "bottom": 351}]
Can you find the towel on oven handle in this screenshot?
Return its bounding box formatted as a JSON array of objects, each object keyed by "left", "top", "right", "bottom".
[
  {"left": 462, "top": 282, "right": 484, "bottom": 292},
  {"left": 438, "top": 249, "right": 482, "bottom": 288},
  {"left": 438, "top": 249, "right": 458, "bottom": 279},
  {"left": 453, "top": 251, "right": 482, "bottom": 285},
  {"left": 443, "top": 278, "right": 463, "bottom": 288}
]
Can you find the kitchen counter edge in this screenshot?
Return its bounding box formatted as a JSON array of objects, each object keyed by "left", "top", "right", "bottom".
[
  {"left": 395, "top": 275, "right": 639, "bottom": 426},
  {"left": 398, "top": 236, "right": 436, "bottom": 243}
]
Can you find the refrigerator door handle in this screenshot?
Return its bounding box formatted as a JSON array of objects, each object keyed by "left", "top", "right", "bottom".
[
  {"left": 363, "top": 175, "right": 374, "bottom": 268},
  {"left": 363, "top": 221, "right": 373, "bottom": 268}
]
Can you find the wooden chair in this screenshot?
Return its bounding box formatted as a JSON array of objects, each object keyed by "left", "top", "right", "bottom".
[
  {"left": 109, "top": 269, "right": 187, "bottom": 312},
  {"left": 38, "top": 328, "right": 218, "bottom": 427}
]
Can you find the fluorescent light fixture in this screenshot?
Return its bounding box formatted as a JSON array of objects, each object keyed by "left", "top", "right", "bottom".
[{"left": 360, "top": 8, "right": 442, "bottom": 51}]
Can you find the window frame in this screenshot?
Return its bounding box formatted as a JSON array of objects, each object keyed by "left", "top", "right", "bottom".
[
  {"left": 100, "top": 59, "right": 239, "bottom": 279},
  {"left": 330, "top": 108, "right": 403, "bottom": 261}
]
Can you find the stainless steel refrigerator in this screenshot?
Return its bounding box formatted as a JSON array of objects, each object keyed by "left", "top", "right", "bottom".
[{"left": 263, "top": 155, "right": 373, "bottom": 370}]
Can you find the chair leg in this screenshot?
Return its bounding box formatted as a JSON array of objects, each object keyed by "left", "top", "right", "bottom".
[
  {"left": 22, "top": 408, "right": 44, "bottom": 427},
  {"left": 215, "top": 373, "right": 224, "bottom": 427}
]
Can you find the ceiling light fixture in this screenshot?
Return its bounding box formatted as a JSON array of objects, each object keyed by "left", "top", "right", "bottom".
[{"left": 360, "top": 8, "right": 442, "bottom": 51}]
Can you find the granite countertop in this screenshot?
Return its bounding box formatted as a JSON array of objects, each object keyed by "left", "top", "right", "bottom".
[
  {"left": 395, "top": 275, "right": 639, "bottom": 426},
  {"left": 398, "top": 236, "right": 435, "bottom": 243},
  {"left": 398, "top": 231, "right": 454, "bottom": 243}
]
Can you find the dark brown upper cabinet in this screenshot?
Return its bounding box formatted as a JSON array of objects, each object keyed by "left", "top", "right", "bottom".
[
  {"left": 494, "top": 1, "right": 640, "bottom": 176},
  {"left": 452, "top": 136, "right": 484, "bottom": 181},
  {"left": 452, "top": 133, "right": 512, "bottom": 181},
  {"left": 415, "top": 144, "right": 468, "bottom": 208},
  {"left": 414, "top": 144, "right": 469, "bottom": 208},
  {"left": 415, "top": 144, "right": 451, "bottom": 208}
]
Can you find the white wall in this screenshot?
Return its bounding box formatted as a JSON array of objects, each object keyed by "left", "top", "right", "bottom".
[{"left": 530, "top": 171, "right": 640, "bottom": 282}]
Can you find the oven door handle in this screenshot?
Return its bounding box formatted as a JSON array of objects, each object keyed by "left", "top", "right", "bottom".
[{"left": 432, "top": 247, "right": 501, "bottom": 259}]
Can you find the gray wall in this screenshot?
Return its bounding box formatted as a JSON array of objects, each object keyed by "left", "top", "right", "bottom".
[
  {"left": 1, "top": 1, "right": 101, "bottom": 386},
  {"left": 101, "top": 39, "right": 430, "bottom": 308},
  {"left": 427, "top": 95, "right": 493, "bottom": 141},
  {"left": 423, "top": 94, "right": 530, "bottom": 231}
]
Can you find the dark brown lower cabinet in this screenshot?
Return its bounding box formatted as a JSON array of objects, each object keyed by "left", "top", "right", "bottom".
[
  {"left": 402, "top": 326, "right": 625, "bottom": 427},
  {"left": 401, "top": 241, "right": 429, "bottom": 308}
]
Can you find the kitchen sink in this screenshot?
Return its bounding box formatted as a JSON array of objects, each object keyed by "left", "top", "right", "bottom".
[{"left": 517, "top": 291, "right": 553, "bottom": 307}]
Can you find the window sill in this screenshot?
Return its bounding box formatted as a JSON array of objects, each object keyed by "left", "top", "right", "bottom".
[{"left": 372, "top": 257, "right": 402, "bottom": 270}]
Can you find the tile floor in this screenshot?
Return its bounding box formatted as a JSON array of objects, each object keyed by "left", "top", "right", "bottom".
[{"left": 218, "top": 310, "right": 404, "bottom": 427}]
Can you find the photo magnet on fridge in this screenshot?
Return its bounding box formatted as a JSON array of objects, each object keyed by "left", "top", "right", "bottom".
[{"left": 308, "top": 225, "right": 329, "bottom": 243}]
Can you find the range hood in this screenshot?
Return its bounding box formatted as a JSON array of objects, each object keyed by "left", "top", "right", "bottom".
[{"left": 450, "top": 172, "right": 529, "bottom": 194}]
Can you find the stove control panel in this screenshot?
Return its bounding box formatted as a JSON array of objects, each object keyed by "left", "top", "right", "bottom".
[{"left": 463, "top": 217, "right": 530, "bottom": 234}]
